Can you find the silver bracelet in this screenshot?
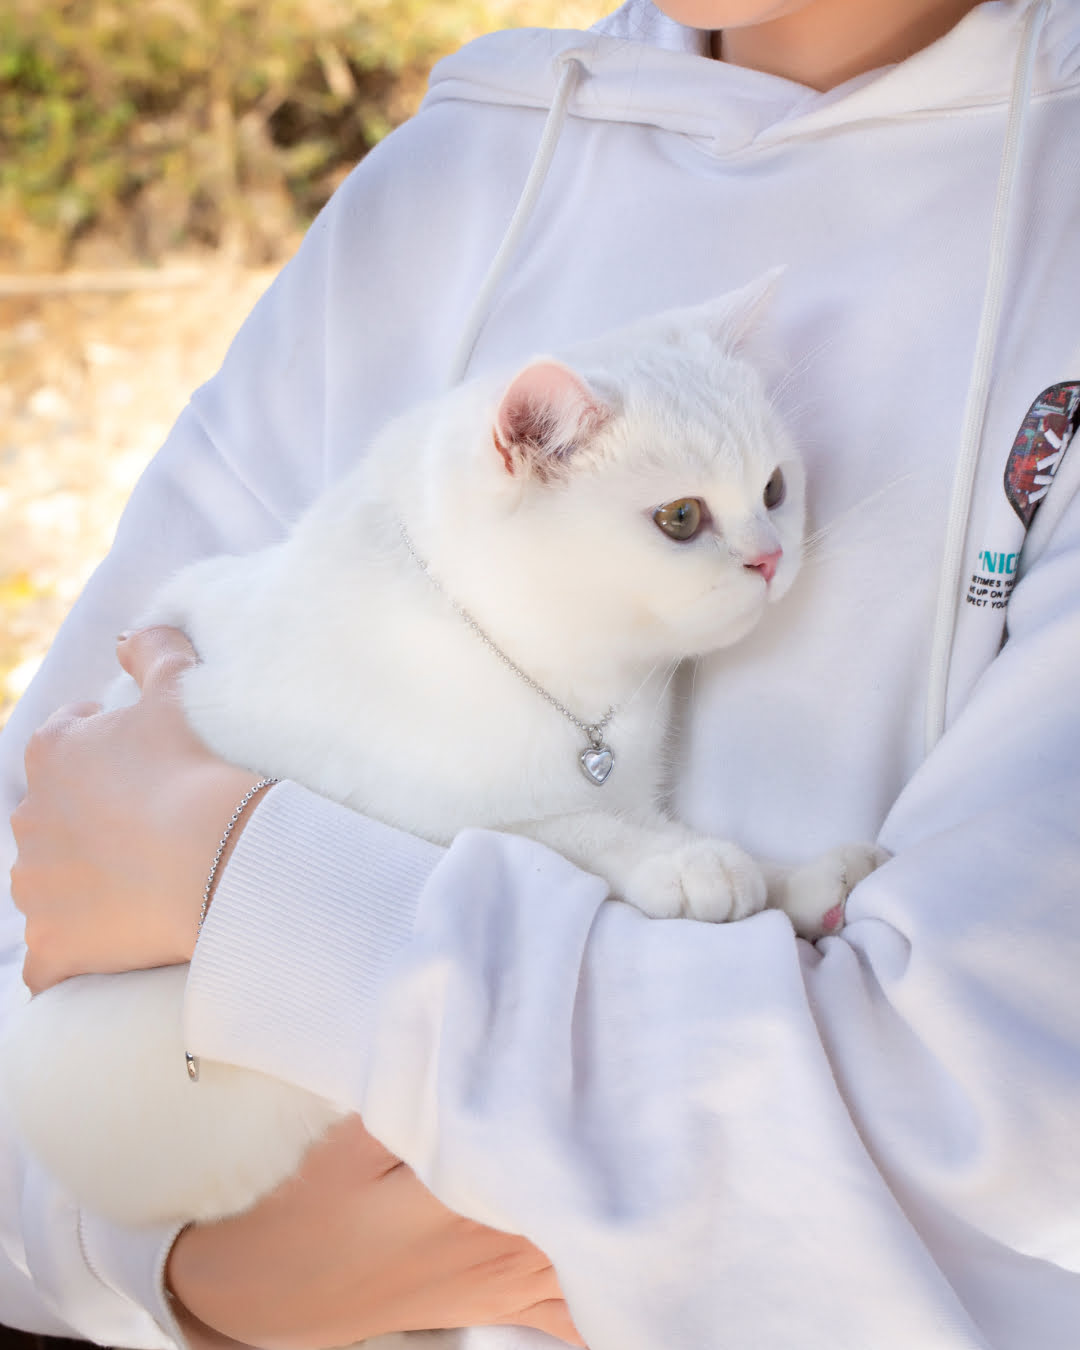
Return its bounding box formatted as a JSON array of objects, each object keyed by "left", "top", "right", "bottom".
[{"left": 185, "top": 776, "right": 279, "bottom": 1082}]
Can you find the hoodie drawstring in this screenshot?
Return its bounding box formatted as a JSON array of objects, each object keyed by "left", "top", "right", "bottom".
[
  {"left": 447, "top": 15, "right": 1049, "bottom": 752},
  {"left": 447, "top": 55, "right": 585, "bottom": 386},
  {"left": 923, "top": 0, "right": 1049, "bottom": 754}
]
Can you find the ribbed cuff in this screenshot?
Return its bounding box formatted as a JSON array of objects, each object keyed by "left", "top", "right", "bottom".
[
  {"left": 183, "top": 781, "right": 443, "bottom": 1107},
  {"left": 77, "top": 1212, "right": 183, "bottom": 1348}
]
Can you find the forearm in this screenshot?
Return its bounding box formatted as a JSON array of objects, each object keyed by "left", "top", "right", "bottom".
[
  {"left": 0, "top": 400, "right": 287, "bottom": 1340},
  {"left": 0, "top": 122, "right": 503, "bottom": 1339},
  {"left": 184, "top": 493, "right": 1080, "bottom": 1350},
  {"left": 189, "top": 812, "right": 1080, "bottom": 1350}
]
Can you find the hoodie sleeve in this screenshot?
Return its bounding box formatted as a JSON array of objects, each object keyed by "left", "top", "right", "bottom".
[
  {"left": 186, "top": 479, "right": 1080, "bottom": 1350},
  {"left": 0, "top": 95, "right": 538, "bottom": 1339},
  {"left": 0, "top": 388, "right": 298, "bottom": 1341},
  {"left": 0, "top": 157, "right": 358, "bottom": 1340},
  {"left": 0, "top": 79, "right": 525, "bottom": 1336}
]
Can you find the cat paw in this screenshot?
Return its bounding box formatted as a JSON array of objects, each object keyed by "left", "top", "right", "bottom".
[
  {"left": 625, "top": 840, "right": 767, "bottom": 923},
  {"left": 777, "top": 843, "right": 889, "bottom": 940}
]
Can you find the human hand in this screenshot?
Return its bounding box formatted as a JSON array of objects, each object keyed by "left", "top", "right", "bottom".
[
  {"left": 11, "top": 627, "right": 263, "bottom": 992},
  {"left": 167, "top": 1115, "right": 585, "bottom": 1350}
]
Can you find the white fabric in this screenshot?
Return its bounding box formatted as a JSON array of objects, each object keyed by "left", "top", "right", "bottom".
[
  {"left": 923, "top": 0, "right": 1048, "bottom": 750},
  {"left": 0, "top": 0, "right": 1079, "bottom": 1344}
]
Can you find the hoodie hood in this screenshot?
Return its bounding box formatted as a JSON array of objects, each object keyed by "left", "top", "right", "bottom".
[{"left": 423, "top": 0, "right": 1080, "bottom": 152}]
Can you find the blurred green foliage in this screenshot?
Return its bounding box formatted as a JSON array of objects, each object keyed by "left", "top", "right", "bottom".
[{"left": 0, "top": 0, "right": 601, "bottom": 267}]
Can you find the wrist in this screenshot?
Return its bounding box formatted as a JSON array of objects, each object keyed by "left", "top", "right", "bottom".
[
  {"left": 166, "top": 1226, "right": 258, "bottom": 1350},
  {"left": 165, "top": 765, "right": 272, "bottom": 963}
]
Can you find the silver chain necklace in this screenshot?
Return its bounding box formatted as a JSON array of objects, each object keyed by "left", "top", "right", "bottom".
[{"left": 399, "top": 522, "right": 616, "bottom": 784}]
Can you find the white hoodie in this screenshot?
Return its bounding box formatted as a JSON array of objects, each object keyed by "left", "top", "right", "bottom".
[{"left": 0, "top": 2, "right": 1078, "bottom": 1346}]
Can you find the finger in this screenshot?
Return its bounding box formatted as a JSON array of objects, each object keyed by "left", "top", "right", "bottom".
[
  {"left": 512, "top": 1298, "right": 586, "bottom": 1346},
  {"left": 37, "top": 700, "right": 103, "bottom": 732},
  {"left": 474, "top": 1240, "right": 557, "bottom": 1285},
  {"left": 9, "top": 854, "right": 32, "bottom": 912},
  {"left": 20, "top": 942, "right": 58, "bottom": 996},
  {"left": 23, "top": 701, "right": 103, "bottom": 775},
  {"left": 117, "top": 626, "right": 198, "bottom": 695},
  {"left": 21, "top": 953, "right": 45, "bottom": 996}
]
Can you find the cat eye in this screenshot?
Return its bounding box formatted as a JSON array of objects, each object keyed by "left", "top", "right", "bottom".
[
  {"left": 763, "top": 468, "right": 786, "bottom": 510},
  {"left": 653, "top": 497, "right": 707, "bottom": 541}
]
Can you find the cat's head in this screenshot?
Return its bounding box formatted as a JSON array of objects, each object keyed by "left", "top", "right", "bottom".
[{"left": 418, "top": 274, "right": 805, "bottom": 668}]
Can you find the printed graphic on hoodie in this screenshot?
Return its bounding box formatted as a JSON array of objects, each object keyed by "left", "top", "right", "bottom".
[
  {"left": 966, "top": 382, "right": 1080, "bottom": 613},
  {"left": 1004, "top": 381, "right": 1080, "bottom": 526}
]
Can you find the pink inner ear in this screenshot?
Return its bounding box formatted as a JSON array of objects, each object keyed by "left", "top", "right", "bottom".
[{"left": 494, "top": 360, "right": 608, "bottom": 477}]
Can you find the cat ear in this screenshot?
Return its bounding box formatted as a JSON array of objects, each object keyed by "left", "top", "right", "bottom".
[
  {"left": 493, "top": 360, "right": 610, "bottom": 480},
  {"left": 704, "top": 266, "right": 785, "bottom": 353}
]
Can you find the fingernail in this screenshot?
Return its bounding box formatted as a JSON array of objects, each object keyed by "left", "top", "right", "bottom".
[{"left": 116, "top": 631, "right": 131, "bottom": 643}]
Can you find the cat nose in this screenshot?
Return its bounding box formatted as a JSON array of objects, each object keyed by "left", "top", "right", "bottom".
[{"left": 744, "top": 549, "right": 782, "bottom": 584}]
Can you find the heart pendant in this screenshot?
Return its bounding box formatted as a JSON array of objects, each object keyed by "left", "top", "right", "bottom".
[{"left": 580, "top": 743, "right": 614, "bottom": 785}]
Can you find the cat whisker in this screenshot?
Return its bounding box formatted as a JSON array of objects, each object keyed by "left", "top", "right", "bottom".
[
  {"left": 802, "top": 472, "right": 917, "bottom": 567},
  {"left": 626, "top": 659, "right": 681, "bottom": 742},
  {"left": 653, "top": 659, "right": 682, "bottom": 719},
  {"left": 770, "top": 335, "right": 838, "bottom": 411},
  {"left": 772, "top": 393, "right": 827, "bottom": 428}
]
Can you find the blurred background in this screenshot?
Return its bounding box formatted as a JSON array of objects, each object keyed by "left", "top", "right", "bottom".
[{"left": 0, "top": 0, "right": 605, "bottom": 724}]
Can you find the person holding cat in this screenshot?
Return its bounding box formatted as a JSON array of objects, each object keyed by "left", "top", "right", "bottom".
[{"left": 2, "top": 0, "right": 1079, "bottom": 1348}]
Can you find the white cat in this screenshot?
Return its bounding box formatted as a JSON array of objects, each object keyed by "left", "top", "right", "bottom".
[{"left": 0, "top": 278, "right": 881, "bottom": 1283}]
